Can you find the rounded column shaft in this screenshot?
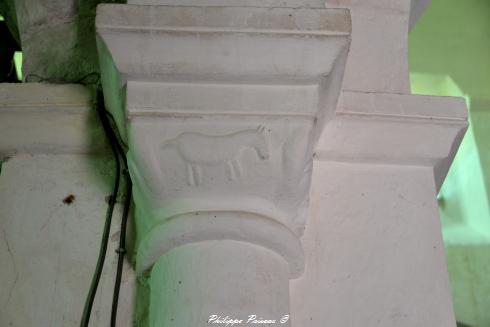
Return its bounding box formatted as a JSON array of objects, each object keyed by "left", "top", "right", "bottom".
[{"left": 150, "top": 240, "right": 290, "bottom": 326}]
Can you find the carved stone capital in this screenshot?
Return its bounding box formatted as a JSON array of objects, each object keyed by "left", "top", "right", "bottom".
[
  {"left": 96, "top": 3, "right": 350, "bottom": 325},
  {"left": 97, "top": 2, "right": 350, "bottom": 272}
]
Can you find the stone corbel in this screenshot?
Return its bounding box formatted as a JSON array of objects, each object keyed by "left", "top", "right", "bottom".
[{"left": 96, "top": 4, "right": 351, "bottom": 326}]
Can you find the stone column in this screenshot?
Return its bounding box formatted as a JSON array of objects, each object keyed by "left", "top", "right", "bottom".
[{"left": 95, "top": 3, "right": 351, "bottom": 325}]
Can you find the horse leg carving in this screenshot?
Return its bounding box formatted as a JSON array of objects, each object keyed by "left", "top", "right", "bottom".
[
  {"left": 187, "top": 164, "right": 203, "bottom": 186},
  {"left": 193, "top": 165, "right": 202, "bottom": 185},
  {"left": 231, "top": 159, "right": 242, "bottom": 178},
  {"left": 227, "top": 161, "right": 237, "bottom": 180},
  {"left": 227, "top": 159, "right": 243, "bottom": 181},
  {"left": 187, "top": 164, "right": 196, "bottom": 186}
]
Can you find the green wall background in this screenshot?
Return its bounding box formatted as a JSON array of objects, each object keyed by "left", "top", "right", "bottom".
[{"left": 409, "top": 0, "right": 490, "bottom": 326}]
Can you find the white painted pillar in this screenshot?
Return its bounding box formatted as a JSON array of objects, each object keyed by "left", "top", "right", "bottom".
[
  {"left": 291, "top": 91, "right": 468, "bottom": 326},
  {"left": 95, "top": 2, "right": 351, "bottom": 324}
]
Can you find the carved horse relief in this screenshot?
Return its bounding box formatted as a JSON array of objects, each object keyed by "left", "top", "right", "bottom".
[{"left": 161, "top": 126, "right": 270, "bottom": 185}]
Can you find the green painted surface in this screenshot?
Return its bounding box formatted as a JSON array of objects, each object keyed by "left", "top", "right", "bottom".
[
  {"left": 409, "top": 0, "right": 490, "bottom": 326},
  {"left": 410, "top": 0, "right": 490, "bottom": 96},
  {"left": 14, "top": 51, "right": 22, "bottom": 80}
]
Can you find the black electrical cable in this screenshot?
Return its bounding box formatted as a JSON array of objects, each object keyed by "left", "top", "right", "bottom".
[
  {"left": 25, "top": 72, "right": 100, "bottom": 84},
  {"left": 106, "top": 101, "right": 133, "bottom": 327},
  {"left": 110, "top": 169, "right": 132, "bottom": 327},
  {"left": 103, "top": 109, "right": 129, "bottom": 151},
  {"left": 93, "top": 88, "right": 133, "bottom": 327},
  {"left": 80, "top": 89, "right": 121, "bottom": 327}
]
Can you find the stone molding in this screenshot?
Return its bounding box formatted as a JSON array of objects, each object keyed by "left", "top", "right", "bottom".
[
  {"left": 136, "top": 211, "right": 305, "bottom": 278},
  {"left": 0, "top": 83, "right": 104, "bottom": 158},
  {"left": 316, "top": 91, "right": 468, "bottom": 190}
]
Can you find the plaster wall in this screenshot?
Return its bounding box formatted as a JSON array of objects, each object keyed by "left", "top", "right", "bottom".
[
  {"left": 291, "top": 161, "right": 455, "bottom": 327},
  {"left": 0, "top": 154, "right": 135, "bottom": 327}
]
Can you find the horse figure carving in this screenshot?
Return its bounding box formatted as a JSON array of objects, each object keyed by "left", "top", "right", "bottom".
[{"left": 161, "top": 126, "right": 269, "bottom": 186}]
